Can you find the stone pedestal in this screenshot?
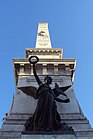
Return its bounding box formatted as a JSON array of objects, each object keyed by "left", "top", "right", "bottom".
[
  {"left": 21, "top": 132, "right": 77, "bottom": 139},
  {"left": 21, "top": 134, "right": 76, "bottom": 139}
]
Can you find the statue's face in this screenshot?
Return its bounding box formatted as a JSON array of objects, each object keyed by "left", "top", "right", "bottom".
[{"left": 45, "top": 77, "right": 52, "bottom": 84}]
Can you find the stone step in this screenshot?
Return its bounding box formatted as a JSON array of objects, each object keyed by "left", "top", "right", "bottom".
[
  {"left": 0, "top": 131, "right": 21, "bottom": 139},
  {"left": 1, "top": 123, "right": 92, "bottom": 132},
  {"left": 3, "top": 120, "right": 26, "bottom": 125},
  {"left": 2, "top": 125, "right": 24, "bottom": 132},
  {"left": 75, "top": 130, "right": 93, "bottom": 137},
  {"left": 70, "top": 123, "right": 92, "bottom": 131},
  {"left": 0, "top": 136, "right": 20, "bottom": 139},
  {"left": 4, "top": 113, "right": 32, "bottom": 120},
  {"left": 21, "top": 134, "right": 77, "bottom": 139},
  {"left": 3, "top": 118, "right": 89, "bottom": 125},
  {"left": 5, "top": 113, "right": 86, "bottom": 121}
]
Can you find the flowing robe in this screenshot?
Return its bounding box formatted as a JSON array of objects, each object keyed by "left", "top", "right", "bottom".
[{"left": 25, "top": 83, "right": 61, "bottom": 131}]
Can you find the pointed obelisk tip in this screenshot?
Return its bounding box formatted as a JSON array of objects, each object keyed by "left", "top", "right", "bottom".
[{"left": 35, "top": 22, "right": 52, "bottom": 48}]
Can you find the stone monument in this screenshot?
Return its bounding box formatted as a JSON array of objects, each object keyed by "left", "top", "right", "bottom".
[{"left": 0, "top": 23, "right": 93, "bottom": 139}]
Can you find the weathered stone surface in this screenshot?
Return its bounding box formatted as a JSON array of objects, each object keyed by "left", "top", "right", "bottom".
[
  {"left": 21, "top": 134, "right": 77, "bottom": 139},
  {"left": 76, "top": 130, "right": 93, "bottom": 139},
  {"left": 0, "top": 131, "right": 21, "bottom": 139},
  {"left": 2, "top": 125, "right": 24, "bottom": 132},
  {"left": 78, "top": 135, "right": 93, "bottom": 139},
  {"left": 4, "top": 113, "right": 32, "bottom": 120},
  {"left": 12, "top": 92, "right": 37, "bottom": 114},
  {"left": 3, "top": 113, "right": 89, "bottom": 125}
]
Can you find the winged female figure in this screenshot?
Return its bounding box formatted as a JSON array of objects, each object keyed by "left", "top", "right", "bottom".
[{"left": 18, "top": 56, "right": 71, "bottom": 131}]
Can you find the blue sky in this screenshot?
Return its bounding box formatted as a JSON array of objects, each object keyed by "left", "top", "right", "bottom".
[{"left": 0, "top": 0, "right": 93, "bottom": 127}]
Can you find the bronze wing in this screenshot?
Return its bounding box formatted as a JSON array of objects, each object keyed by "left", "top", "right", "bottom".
[
  {"left": 17, "top": 86, "right": 37, "bottom": 99},
  {"left": 53, "top": 85, "right": 71, "bottom": 97}
]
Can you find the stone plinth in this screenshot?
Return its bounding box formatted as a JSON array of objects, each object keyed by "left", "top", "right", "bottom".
[
  {"left": 21, "top": 132, "right": 77, "bottom": 139},
  {"left": 21, "top": 134, "right": 76, "bottom": 139}
]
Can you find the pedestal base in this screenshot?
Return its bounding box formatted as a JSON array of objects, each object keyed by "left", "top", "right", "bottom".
[
  {"left": 21, "top": 134, "right": 77, "bottom": 139},
  {"left": 21, "top": 131, "right": 77, "bottom": 139}
]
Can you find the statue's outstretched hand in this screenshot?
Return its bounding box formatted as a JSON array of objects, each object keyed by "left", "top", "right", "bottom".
[
  {"left": 55, "top": 83, "right": 59, "bottom": 88},
  {"left": 64, "top": 98, "right": 70, "bottom": 103},
  {"left": 55, "top": 83, "right": 68, "bottom": 98}
]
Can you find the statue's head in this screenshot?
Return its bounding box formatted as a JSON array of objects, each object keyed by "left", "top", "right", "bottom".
[{"left": 44, "top": 75, "right": 52, "bottom": 84}]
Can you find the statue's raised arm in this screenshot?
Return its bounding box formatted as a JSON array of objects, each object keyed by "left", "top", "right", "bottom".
[{"left": 29, "top": 56, "right": 42, "bottom": 86}]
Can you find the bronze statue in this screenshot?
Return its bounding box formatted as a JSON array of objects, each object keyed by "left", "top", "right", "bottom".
[{"left": 18, "top": 56, "right": 72, "bottom": 131}]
